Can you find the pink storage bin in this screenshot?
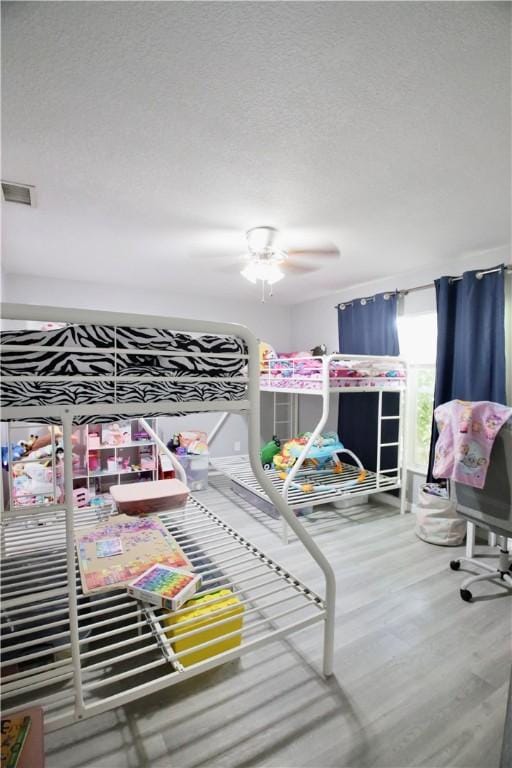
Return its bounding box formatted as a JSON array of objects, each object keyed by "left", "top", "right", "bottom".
[{"left": 110, "top": 479, "right": 190, "bottom": 515}]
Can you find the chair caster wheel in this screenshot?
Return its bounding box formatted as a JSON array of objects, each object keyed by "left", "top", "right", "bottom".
[
  {"left": 460, "top": 588, "right": 472, "bottom": 602},
  {"left": 450, "top": 560, "right": 461, "bottom": 571}
]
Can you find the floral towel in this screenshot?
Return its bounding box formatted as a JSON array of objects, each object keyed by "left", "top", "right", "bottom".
[{"left": 433, "top": 400, "right": 512, "bottom": 489}]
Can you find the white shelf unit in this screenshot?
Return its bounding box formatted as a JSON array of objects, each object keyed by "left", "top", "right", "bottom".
[
  {"left": 0, "top": 303, "right": 335, "bottom": 732},
  {"left": 72, "top": 419, "right": 158, "bottom": 494},
  {"left": 212, "top": 353, "right": 408, "bottom": 542},
  {"left": 4, "top": 422, "right": 62, "bottom": 509},
  {"left": 3, "top": 419, "right": 158, "bottom": 511}
]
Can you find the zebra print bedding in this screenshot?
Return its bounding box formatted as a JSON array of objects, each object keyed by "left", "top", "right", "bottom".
[{"left": 1, "top": 323, "right": 248, "bottom": 424}]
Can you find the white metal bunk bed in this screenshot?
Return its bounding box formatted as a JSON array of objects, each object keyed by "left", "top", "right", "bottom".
[
  {"left": 211, "top": 352, "right": 408, "bottom": 542},
  {"left": 0, "top": 303, "right": 335, "bottom": 733}
]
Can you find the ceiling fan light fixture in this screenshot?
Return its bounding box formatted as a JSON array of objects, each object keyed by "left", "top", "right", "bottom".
[
  {"left": 246, "top": 225, "right": 278, "bottom": 253},
  {"left": 241, "top": 261, "right": 284, "bottom": 285},
  {"left": 240, "top": 262, "right": 258, "bottom": 284}
]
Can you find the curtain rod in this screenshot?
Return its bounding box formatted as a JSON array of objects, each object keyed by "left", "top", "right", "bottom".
[{"left": 335, "top": 264, "right": 511, "bottom": 309}]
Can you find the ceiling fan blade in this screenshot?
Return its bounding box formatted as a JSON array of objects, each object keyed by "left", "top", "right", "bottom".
[
  {"left": 286, "top": 248, "right": 339, "bottom": 260},
  {"left": 282, "top": 262, "right": 318, "bottom": 274}
]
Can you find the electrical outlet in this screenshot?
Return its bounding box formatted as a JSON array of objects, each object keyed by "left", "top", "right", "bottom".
[{"left": 234, "top": 441, "right": 241, "bottom": 452}]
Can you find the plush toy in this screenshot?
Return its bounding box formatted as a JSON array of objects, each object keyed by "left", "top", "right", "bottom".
[
  {"left": 30, "top": 426, "right": 78, "bottom": 453},
  {"left": 11, "top": 461, "right": 56, "bottom": 499},
  {"left": 17, "top": 434, "right": 38, "bottom": 456},
  {"left": 12, "top": 462, "right": 26, "bottom": 477},
  {"left": 259, "top": 341, "right": 277, "bottom": 373},
  {"left": 260, "top": 436, "right": 281, "bottom": 469},
  {"left": 310, "top": 344, "right": 327, "bottom": 356},
  {"left": 1, "top": 443, "right": 25, "bottom": 469},
  {"left": 28, "top": 439, "right": 65, "bottom": 467},
  {"left": 104, "top": 423, "right": 125, "bottom": 445}
]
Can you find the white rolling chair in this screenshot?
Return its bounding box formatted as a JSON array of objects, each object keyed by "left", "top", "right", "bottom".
[{"left": 449, "top": 419, "right": 512, "bottom": 601}]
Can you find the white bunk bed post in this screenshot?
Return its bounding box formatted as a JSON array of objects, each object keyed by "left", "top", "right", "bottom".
[
  {"left": 244, "top": 345, "right": 336, "bottom": 677},
  {"left": 281, "top": 354, "right": 332, "bottom": 543},
  {"left": 292, "top": 393, "right": 298, "bottom": 436},
  {"left": 139, "top": 418, "right": 188, "bottom": 485},
  {"left": 376, "top": 390, "right": 383, "bottom": 489},
  {"left": 282, "top": 354, "right": 332, "bottom": 499},
  {"left": 61, "top": 410, "right": 86, "bottom": 718},
  {"left": 398, "top": 381, "right": 408, "bottom": 514}
]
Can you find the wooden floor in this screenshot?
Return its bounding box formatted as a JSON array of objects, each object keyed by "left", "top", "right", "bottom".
[{"left": 46, "top": 474, "right": 512, "bottom": 768}]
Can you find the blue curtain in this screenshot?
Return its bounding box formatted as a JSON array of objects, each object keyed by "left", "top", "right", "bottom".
[
  {"left": 338, "top": 292, "right": 400, "bottom": 473},
  {"left": 427, "top": 265, "right": 507, "bottom": 479}
]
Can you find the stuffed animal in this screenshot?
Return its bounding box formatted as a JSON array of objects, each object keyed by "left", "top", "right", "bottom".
[
  {"left": 259, "top": 341, "right": 277, "bottom": 373},
  {"left": 310, "top": 344, "right": 327, "bottom": 356},
  {"left": 17, "top": 434, "right": 38, "bottom": 456},
  {"left": 260, "top": 436, "right": 281, "bottom": 469}
]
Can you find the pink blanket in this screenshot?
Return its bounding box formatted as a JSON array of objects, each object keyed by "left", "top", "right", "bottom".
[{"left": 433, "top": 400, "right": 512, "bottom": 489}]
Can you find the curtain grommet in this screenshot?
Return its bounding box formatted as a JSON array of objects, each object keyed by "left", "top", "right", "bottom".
[{"left": 361, "top": 299, "right": 366, "bottom": 306}]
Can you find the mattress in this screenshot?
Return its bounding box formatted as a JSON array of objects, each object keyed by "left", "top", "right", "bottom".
[
  {"left": 1, "top": 323, "right": 247, "bottom": 424},
  {"left": 260, "top": 357, "right": 405, "bottom": 391}
]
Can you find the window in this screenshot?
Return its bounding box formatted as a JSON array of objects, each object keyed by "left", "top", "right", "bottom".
[{"left": 397, "top": 313, "right": 437, "bottom": 474}]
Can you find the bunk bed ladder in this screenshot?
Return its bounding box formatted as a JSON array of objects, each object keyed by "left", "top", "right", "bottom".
[
  {"left": 272, "top": 393, "right": 298, "bottom": 440},
  {"left": 376, "top": 388, "right": 408, "bottom": 514}
]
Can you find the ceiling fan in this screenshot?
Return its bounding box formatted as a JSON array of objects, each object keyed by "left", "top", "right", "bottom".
[
  {"left": 241, "top": 226, "right": 339, "bottom": 300},
  {"left": 197, "top": 226, "right": 339, "bottom": 301}
]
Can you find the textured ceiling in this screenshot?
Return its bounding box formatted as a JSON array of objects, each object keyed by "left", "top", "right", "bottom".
[{"left": 1, "top": 1, "right": 510, "bottom": 304}]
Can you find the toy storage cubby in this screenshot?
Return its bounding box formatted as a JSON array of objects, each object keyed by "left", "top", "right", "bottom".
[
  {"left": 4, "top": 422, "right": 64, "bottom": 509},
  {"left": 72, "top": 418, "right": 158, "bottom": 501},
  {"left": 3, "top": 419, "right": 159, "bottom": 510}
]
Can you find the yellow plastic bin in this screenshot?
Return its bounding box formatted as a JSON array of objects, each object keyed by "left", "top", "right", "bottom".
[{"left": 163, "top": 588, "right": 244, "bottom": 667}]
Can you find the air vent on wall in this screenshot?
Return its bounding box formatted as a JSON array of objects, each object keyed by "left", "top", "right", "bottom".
[{"left": 1, "top": 181, "right": 34, "bottom": 206}]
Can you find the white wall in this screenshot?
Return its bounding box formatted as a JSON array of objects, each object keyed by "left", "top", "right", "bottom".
[
  {"left": 2, "top": 273, "right": 292, "bottom": 348},
  {"left": 2, "top": 272, "right": 292, "bottom": 456}
]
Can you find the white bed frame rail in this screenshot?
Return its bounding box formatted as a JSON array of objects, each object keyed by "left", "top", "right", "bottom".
[{"left": 0, "top": 303, "right": 336, "bottom": 728}]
